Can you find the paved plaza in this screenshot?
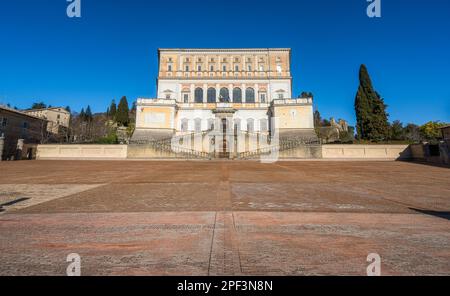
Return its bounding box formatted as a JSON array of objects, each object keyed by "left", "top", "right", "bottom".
[{"left": 0, "top": 160, "right": 449, "bottom": 275}]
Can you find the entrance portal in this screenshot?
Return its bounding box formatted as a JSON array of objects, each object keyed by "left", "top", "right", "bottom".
[{"left": 219, "top": 118, "right": 230, "bottom": 159}]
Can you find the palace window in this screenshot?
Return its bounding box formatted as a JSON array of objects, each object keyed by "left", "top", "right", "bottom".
[
  {"left": 277, "top": 64, "right": 282, "bottom": 73},
  {"left": 168, "top": 64, "right": 172, "bottom": 72},
  {"left": 247, "top": 119, "right": 255, "bottom": 133},
  {"left": 247, "top": 65, "right": 252, "bottom": 72},
  {"left": 260, "top": 119, "right": 269, "bottom": 132},
  {"left": 219, "top": 88, "right": 230, "bottom": 102},
  {"left": 259, "top": 65, "right": 264, "bottom": 72},
  {"left": 1, "top": 117, "right": 8, "bottom": 127},
  {"left": 260, "top": 93, "right": 267, "bottom": 103},
  {"left": 278, "top": 93, "right": 284, "bottom": 99},
  {"left": 207, "top": 88, "right": 216, "bottom": 103},
  {"left": 233, "top": 88, "right": 242, "bottom": 103},
  {"left": 194, "top": 88, "right": 204, "bottom": 103},
  {"left": 222, "top": 65, "right": 227, "bottom": 72},
  {"left": 210, "top": 65, "right": 214, "bottom": 71},
  {"left": 235, "top": 65, "right": 239, "bottom": 72},
  {"left": 185, "top": 65, "right": 190, "bottom": 72},
  {"left": 197, "top": 65, "right": 202, "bottom": 71},
  {"left": 183, "top": 93, "right": 189, "bottom": 103},
  {"left": 194, "top": 118, "right": 202, "bottom": 133},
  {"left": 246, "top": 88, "right": 255, "bottom": 103},
  {"left": 181, "top": 119, "right": 189, "bottom": 132}
]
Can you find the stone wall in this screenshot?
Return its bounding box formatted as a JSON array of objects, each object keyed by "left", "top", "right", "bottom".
[
  {"left": 35, "top": 144, "right": 413, "bottom": 161},
  {"left": 321, "top": 145, "right": 411, "bottom": 160},
  {"left": 127, "top": 145, "right": 179, "bottom": 159},
  {"left": 37, "top": 145, "right": 128, "bottom": 160}
]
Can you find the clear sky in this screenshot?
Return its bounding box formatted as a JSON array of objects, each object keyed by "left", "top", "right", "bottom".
[{"left": 1, "top": 0, "right": 449, "bottom": 126}]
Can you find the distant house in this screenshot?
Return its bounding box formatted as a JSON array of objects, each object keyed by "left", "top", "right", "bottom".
[
  {"left": 440, "top": 125, "right": 450, "bottom": 141},
  {"left": 0, "top": 106, "right": 48, "bottom": 160},
  {"left": 23, "top": 107, "right": 71, "bottom": 136}
]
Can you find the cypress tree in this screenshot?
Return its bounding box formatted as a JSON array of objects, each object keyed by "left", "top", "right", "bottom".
[
  {"left": 116, "top": 96, "right": 130, "bottom": 127},
  {"left": 370, "top": 91, "right": 389, "bottom": 141},
  {"left": 85, "top": 105, "right": 93, "bottom": 122},
  {"left": 80, "top": 108, "right": 86, "bottom": 121},
  {"left": 355, "top": 65, "right": 389, "bottom": 141},
  {"left": 109, "top": 100, "right": 117, "bottom": 120}
]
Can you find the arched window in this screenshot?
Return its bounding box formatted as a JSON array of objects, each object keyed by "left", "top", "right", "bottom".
[
  {"left": 207, "top": 88, "right": 216, "bottom": 103},
  {"left": 233, "top": 88, "right": 242, "bottom": 103},
  {"left": 195, "top": 88, "right": 204, "bottom": 103},
  {"left": 181, "top": 119, "right": 189, "bottom": 132},
  {"left": 247, "top": 119, "right": 255, "bottom": 133},
  {"left": 246, "top": 88, "right": 255, "bottom": 103},
  {"left": 194, "top": 118, "right": 202, "bottom": 133},
  {"left": 260, "top": 119, "right": 268, "bottom": 132},
  {"left": 219, "top": 88, "right": 230, "bottom": 102}
]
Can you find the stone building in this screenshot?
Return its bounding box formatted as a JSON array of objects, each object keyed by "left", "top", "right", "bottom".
[
  {"left": 441, "top": 125, "right": 450, "bottom": 143},
  {"left": 24, "top": 107, "right": 71, "bottom": 136},
  {"left": 132, "top": 48, "right": 316, "bottom": 157},
  {"left": 0, "top": 106, "right": 48, "bottom": 160}
]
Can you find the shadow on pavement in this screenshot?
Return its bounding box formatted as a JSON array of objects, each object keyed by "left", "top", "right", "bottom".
[
  {"left": 410, "top": 208, "right": 450, "bottom": 221},
  {"left": 0, "top": 197, "right": 30, "bottom": 208}
]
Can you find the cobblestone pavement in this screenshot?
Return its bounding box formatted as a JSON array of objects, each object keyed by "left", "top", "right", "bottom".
[{"left": 0, "top": 160, "right": 449, "bottom": 275}]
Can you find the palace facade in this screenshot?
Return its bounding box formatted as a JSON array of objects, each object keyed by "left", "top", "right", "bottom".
[{"left": 132, "top": 48, "right": 316, "bottom": 157}]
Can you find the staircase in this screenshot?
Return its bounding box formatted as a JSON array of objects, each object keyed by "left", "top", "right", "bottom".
[{"left": 237, "top": 134, "right": 321, "bottom": 159}]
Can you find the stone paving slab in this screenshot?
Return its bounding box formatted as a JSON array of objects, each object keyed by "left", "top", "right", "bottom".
[
  {"left": 0, "top": 212, "right": 216, "bottom": 276},
  {"left": 0, "top": 160, "right": 449, "bottom": 275},
  {"left": 0, "top": 211, "right": 449, "bottom": 276},
  {"left": 0, "top": 184, "right": 103, "bottom": 212}
]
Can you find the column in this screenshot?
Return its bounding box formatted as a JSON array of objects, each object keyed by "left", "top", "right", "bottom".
[
  {"left": 242, "top": 83, "right": 247, "bottom": 103},
  {"left": 190, "top": 84, "right": 195, "bottom": 103},
  {"left": 203, "top": 84, "right": 208, "bottom": 104},
  {"left": 216, "top": 83, "right": 220, "bottom": 103},
  {"left": 229, "top": 83, "right": 234, "bottom": 103}
]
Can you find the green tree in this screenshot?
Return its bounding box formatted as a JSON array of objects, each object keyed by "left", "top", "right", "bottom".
[
  {"left": 404, "top": 123, "right": 421, "bottom": 142},
  {"left": 85, "top": 105, "right": 93, "bottom": 122},
  {"left": 109, "top": 100, "right": 117, "bottom": 120},
  {"left": 313, "top": 110, "right": 322, "bottom": 127},
  {"left": 31, "top": 102, "right": 47, "bottom": 109},
  {"left": 389, "top": 120, "right": 405, "bottom": 141},
  {"left": 354, "top": 65, "right": 389, "bottom": 141},
  {"left": 420, "top": 121, "right": 446, "bottom": 141},
  {"left": 116, "top": 96, "right": 130, "bottom": 126},
  {"left": 79, "top": 108, "right": 86, "bottom": 121}
]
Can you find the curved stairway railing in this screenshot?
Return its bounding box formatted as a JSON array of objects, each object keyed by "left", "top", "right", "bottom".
[
  {"left": 130, "top": 132, "right": 215, "bottom": 160},
  {"left": 237, "top": 135, "right": 321, "bottom": 159},
  {"left": 130, "top": 130, "right": 321, "bottom": 160}
]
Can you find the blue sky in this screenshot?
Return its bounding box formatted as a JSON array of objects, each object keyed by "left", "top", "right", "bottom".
[{"left": 0, "top": 0, "right": 449, "bottom": 126}]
